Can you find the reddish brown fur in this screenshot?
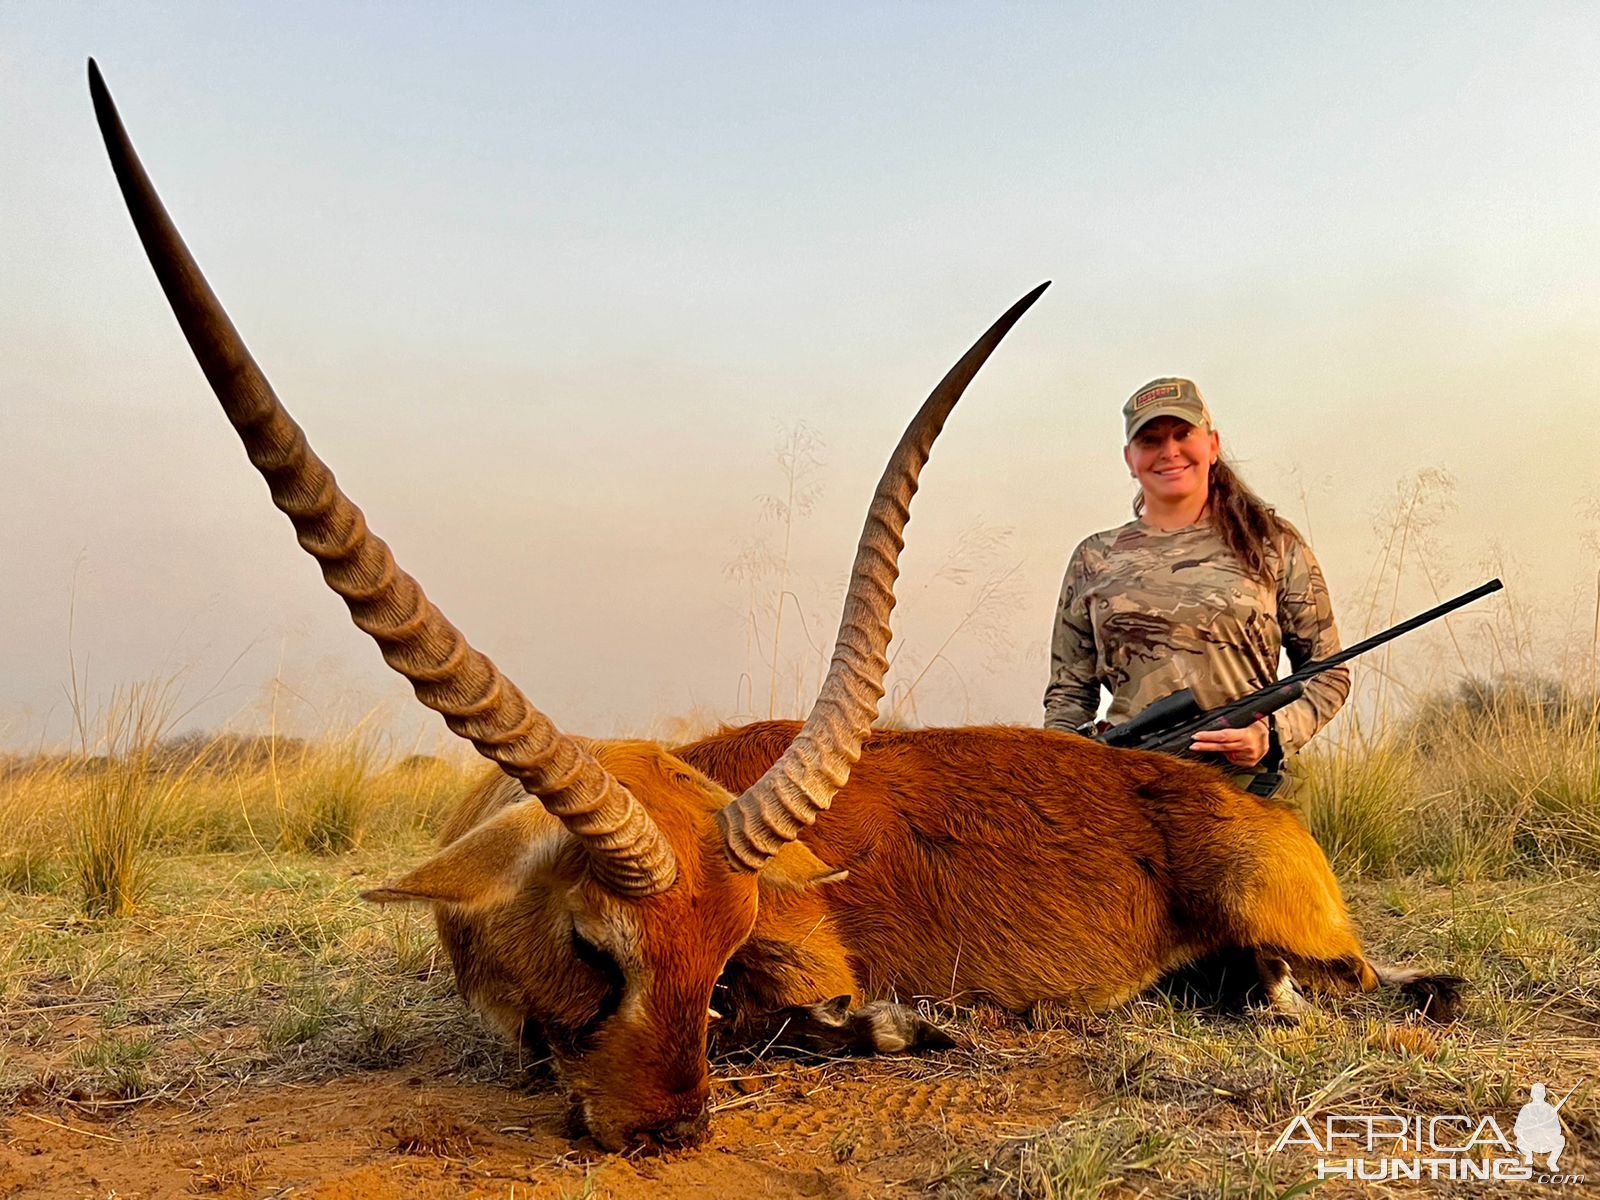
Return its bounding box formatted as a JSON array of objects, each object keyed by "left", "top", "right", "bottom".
[
  {"left": 399, "top": 722, "right": 1450, "bottom": 1149},
  {"left": 401, "top": 742, "right": 762, "bottom": 1148},
  {"left": 679, "top": 723, "right": 1376, "bottom": 1009}
]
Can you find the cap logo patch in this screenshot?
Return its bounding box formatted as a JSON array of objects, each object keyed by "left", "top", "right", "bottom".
[{"left": 1133, "top": 384, "right": 1181, "bottom": 410}]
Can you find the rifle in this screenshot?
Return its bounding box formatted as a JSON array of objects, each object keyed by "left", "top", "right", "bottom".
[{"left": 1088, "top": 579, "right": 1504, "bottom": 762}]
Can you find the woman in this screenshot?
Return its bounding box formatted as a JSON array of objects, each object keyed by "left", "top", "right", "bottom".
[{"left": 1042, "top": 378, "right": 1348, "bottom": 785}]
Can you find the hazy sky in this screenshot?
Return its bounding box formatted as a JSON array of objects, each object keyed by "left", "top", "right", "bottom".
[{"left": 4, "top": 4, "right": 1597, "bottom": 751}]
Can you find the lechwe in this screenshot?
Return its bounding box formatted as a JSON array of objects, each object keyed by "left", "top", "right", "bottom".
[{"left": 89, "top": 61, "right": 1458, "bottom": 1153}]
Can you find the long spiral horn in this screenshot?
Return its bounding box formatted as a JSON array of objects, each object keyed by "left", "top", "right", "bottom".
[
  {"left": 88, "top": 60, "right": 675, "bottom": 897},
  {"left": 718, "top": 282, "right": 1049, "bottom": 869}
]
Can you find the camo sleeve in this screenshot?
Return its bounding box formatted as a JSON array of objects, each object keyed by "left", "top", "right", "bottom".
[
  {"left": 1043, "top": 542, "right": 1102, "bottom": 731},
  {"left": 1272, "top": 534, "right": 1350, "bottom": 757}
]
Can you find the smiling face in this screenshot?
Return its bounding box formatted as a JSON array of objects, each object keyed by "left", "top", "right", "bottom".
[{"left": 1123, "top": 416, "right": 1220, "bottom": 512}]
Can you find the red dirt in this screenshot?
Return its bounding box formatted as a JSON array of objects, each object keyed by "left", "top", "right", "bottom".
[{"left": 0, "top": 1054, "right": 1091, "bottom": 1198}]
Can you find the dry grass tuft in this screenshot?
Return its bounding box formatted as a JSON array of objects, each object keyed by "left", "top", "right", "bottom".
[
  {"left": 191, "top": 1150, "right": 266, "bottom": 1193},
  {"left": 978, "top": 1110, "right": 1173, "bottom": 1199},
  {"left": 1300, "top": 675, "right": 1600, "bottom": 882},
  {"left": 384, "top": 1104, "right": 477, "bottom": 1158},
  {"left": 1363, "top": 1020, "right": 1441, "bottom": 1058},
  {"left": 65, "top": 681, "right": 197, "bottom": 917},
  {"left": 275, "top": 731, "right": 379, "bottom": 855}
]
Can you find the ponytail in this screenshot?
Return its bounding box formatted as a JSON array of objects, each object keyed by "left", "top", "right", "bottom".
[{"left": 1133, "top": 454, "right": 1288, "bottom": 582}]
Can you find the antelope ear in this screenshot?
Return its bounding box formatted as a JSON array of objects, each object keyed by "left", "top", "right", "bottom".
[
  {"left": 362, "top": 801, "right": 560, "bottom": 910},
  {"left": 759, "top": 840, "right": 849, "bottom": 892}
]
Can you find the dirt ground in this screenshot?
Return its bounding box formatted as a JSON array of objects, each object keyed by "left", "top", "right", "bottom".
[
  {"left": 5, "top": 1017, "right": 1595, "bottom": 1200},
  {"left": 0, "top": 1031, "right": 1098, "bottom": 1200},
  {"left": 4, "top": 858, "right": 1596, "bottom": 1199}
]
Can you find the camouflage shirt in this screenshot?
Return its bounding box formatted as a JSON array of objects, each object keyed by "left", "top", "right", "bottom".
[{"left": 1042, "top": 519, "right": 1349, "bottom": 759}]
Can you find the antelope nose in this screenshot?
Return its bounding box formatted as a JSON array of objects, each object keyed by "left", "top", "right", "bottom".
[{"left": 656, "top": 1111, "right": 710, "bottom": 1147}]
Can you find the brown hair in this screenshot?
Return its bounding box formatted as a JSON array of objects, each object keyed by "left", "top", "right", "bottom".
[{"left": 1134, "top": 454, "right": 1288, "bottom": 582}]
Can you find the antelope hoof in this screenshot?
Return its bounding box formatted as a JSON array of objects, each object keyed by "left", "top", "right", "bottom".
[{"left": 743, "top": 996, "right": 956, "bottom": 1057}]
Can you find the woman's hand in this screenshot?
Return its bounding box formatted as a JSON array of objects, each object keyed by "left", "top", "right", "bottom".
[{"left": 1190, "top": 717, "right": 1270, "bottom": 767}]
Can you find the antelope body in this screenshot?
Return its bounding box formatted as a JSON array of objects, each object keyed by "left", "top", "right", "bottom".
[
  {"left": 433, "top": 720, "right": 1460, "bottom": 1132},
  {"left": 87, "top": 61, "right": 1458, "bottom": 1154}
]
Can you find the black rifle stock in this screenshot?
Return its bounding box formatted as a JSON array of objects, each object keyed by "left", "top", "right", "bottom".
[{"left": 1092, "top": 578, "right": 1503, "bottom": 759}]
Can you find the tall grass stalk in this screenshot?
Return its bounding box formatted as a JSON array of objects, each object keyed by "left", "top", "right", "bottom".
[
  {"left": 884, "top": 556, "right": 1023, "bottom": 727},
  {"left": 724, "top": 422, "right": 827, "bottom": 721},
  {"left": 275, "top": 723, "right": 381, "bottom": 855},
  {"left": 1302, "top": 676, "right": 1600, "bottom": 881},
  {"left": 1298, "top": 740, "right": 1412, "bottom": 876},
  {"left": 68, "top": 680, "right": 196, "bottom": 917}
]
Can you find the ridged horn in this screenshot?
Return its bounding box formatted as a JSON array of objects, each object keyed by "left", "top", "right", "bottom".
[
  {"left": 88, "top": 60, "right": 675, "bottom": 897},
  {"left": 718, "top": 282, "right": 1049, "bottom": 869}
]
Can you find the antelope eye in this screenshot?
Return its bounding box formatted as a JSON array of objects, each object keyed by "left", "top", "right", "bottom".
[
  {"left": 569, "top": 927, "right": 626, "bottom": 1038},
  {"left": 569, "top": 926, "right": 609, "bottom": 968}
]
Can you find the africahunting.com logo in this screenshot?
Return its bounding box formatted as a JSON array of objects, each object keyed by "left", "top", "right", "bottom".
[{"left": 1271, "top": 1080, "right": 1585, "bottom": 1185}]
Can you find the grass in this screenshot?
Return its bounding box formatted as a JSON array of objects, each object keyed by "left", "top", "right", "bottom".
[
  {"left": 919, "top": 867, "right": 1599, "bottom": 1196},
  {"left": 71, "top": 760, "right": 174, "bottom": 917},
  {"left": 0, "top": 709, "right": 474, "bottom": 919},
  {"left": 1298, "top": 676, "right": 1600, "bottom": 882},
  {"left": 981, "top": 1111, "right": 1174, "bottom": 1199},
  {"left": 13, "top": 858, "right": 1585, "bottom": 1197},
  {"left": 274, "top": 728, "right": 380, "bottom": 855},
  {"left": 1, "top": 674, "right": 1597, "bottom": 1195},
  {"left": 0, "top": 844, "right": 515, "bottom": 1107}
]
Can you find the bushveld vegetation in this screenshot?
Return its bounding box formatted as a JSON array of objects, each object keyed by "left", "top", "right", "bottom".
[
  {"left": 1303, "top": 675, "right": 1600, "bottom": 881},
  {"left": 2, "top": 666, "right": 1597, "bottom": 1197},
  {"left": 3, "top": 673, "right": 1596, "bottom": 919},
  {"left": 3, "top": 458, "right": 1593, "bottom": 1196}
]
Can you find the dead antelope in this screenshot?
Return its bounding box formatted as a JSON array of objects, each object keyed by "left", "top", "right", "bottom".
[{"left": 90, "top": 61, "right": 1460, "bottom": 1153}]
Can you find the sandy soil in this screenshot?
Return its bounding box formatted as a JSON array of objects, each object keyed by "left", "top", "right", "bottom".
[
  {"left": 0, "top": 1040, "right": 1092, "bottom": 1199},
  {"left": 5, "top": 873, "right": 1594, "bottom": 1198}
]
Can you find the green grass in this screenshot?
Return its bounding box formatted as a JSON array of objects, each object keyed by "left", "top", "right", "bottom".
[
  {"left": 0, "top": 845, "right": 514, "bottom": 1111},
  {"left": 981, "top": 1111, "right": 1174, "bottom": 1199},
  {"left": 1, "top": 676, "right": 1597, "bottom": 1195}
]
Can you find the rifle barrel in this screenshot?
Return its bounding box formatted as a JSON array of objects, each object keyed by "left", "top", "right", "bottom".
[
  {"left": 1091, "top": 577, "right": 1503, "bottom": 756},
  {"left": 1552, "top": 1079, "right": 1584, "bottom": 1111},
  {"left": 1281, "top": 578, "right": 1502, "bottom": 685}
]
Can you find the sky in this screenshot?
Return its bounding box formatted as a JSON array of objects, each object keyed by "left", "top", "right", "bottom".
[{"left": 3, "top": 4, "right": 1597, "bottom": 752}]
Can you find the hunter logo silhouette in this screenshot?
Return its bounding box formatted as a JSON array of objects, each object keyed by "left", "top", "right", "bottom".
[{"left": 1515, "top": 1081, "right": 1580, "bottom": 1170}]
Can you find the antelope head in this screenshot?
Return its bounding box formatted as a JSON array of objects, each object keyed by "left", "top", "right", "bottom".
[{"left": 88, "top": 59, "right": 1045, "bottom": 1149}]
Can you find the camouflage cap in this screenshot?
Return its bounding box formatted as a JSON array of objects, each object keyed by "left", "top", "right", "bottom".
[{"left": 1122, "top": 377, "right": 1212, "bottom": 442}]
